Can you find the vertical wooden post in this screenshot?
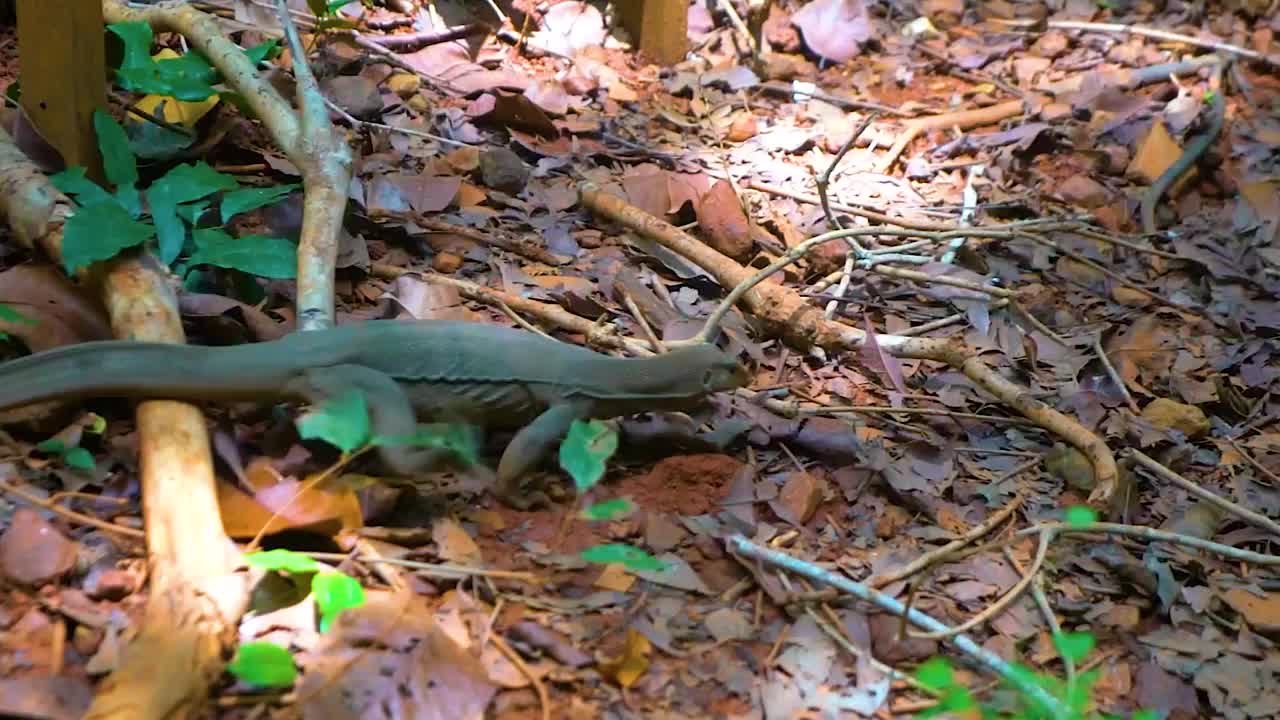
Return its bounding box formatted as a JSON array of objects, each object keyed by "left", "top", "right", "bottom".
[
  {"left": 617, "top": 0, "right": 687, "bottom": 66},
  {"left": 16, "top": 0, "right": 106, "bottom": 180}
]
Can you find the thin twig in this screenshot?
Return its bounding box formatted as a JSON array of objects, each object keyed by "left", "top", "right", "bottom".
[
  {"left": 1225, "top": 438, "right": 1280, "bottom": 486},
  {"left": 491, "top": 633, "right": 551, "bottom": 720},
  {"left": 1094, "top": 337, "right": 1140, "bottom": 413},
  {"left": 909, "top": 529, "right": 1050, "bottom": 640},
  {"left": 619, "top": 289, "right": 665, "bottom": 354},
  {"left": 870, "top": 494, "right": 1024, "bottom": 588},
  {"left": 0, "top": 479, "right": 145, "bottom": 539},
  {"left": 1046, "top": 20, "right": 1278, "bottom": 68},
  {"left": 1127, "top": 449, "right": 1280, "bottom": 537},
  {"left": 304, "top": 552, "right": 539, "bottom": 581},
  {"left": 728, "top": 535, "right": 1065, "bottom": 714}
]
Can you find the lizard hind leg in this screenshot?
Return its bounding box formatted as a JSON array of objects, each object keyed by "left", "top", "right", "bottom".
[
  {"left": 283, "top": 364, "right": 447, "bottom": 475},
  {"left": 495, "top": 401, "right": 590, "bottom": 509}
]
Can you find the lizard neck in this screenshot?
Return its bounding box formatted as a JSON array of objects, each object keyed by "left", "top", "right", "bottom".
[{"left": 589, "top": 348, "right": 711, "bottom": 406}]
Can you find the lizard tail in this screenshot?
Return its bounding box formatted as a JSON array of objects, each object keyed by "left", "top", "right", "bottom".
[{"left": 0, "top": 340, "right": 288, "bottom": 411}]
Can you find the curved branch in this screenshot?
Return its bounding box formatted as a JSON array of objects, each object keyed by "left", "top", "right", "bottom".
[{"left": 578, "top": 184, "right": 1119, "bottom": 507}]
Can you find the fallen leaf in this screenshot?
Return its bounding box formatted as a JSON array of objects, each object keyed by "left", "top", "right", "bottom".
[
  {"left": 433, "top": 517, "right": 483, "bottom": 565},
  {"left": 791, "top": 0, "right": 873, "bottom": 63},
  {"left": 695, "top": 179, "right": 753, "bottom": 260},
  {"left": 1141, "top": 398, "right": 1210, "bottom": 439},
  {"left": 597, "top": 628, "right": 651, "bottom": 688},
  {"left": 770, "top": 471, "right": 825, "bottom": 525},
  {"left": 0, "top": 508, "right": 78, "bottom": 585}
]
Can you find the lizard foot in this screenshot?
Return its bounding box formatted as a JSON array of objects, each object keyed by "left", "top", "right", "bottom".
[{"left": 500, "top": 489, "right": 554, "bottom": 511}]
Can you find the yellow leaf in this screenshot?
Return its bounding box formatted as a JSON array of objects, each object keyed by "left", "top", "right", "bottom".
[
  {"left": 593, "top": 562, "right": 635, "bottom": 592},
  {"left": 598, "top": 629, "right": 650, "bottom": 688},
  {"left": 133, "top": 50, "right": 219, "bottom": 128}
]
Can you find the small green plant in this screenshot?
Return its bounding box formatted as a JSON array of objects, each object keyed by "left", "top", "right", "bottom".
[
  {"left": 306, "top": 0, "right": 360, "bottom": 35},
  {"left": 51, "top": 110, "right": 299, "bottom": 283},
  {"left": 35, "top": 438, "right": 96, "bottom": 471},
  {"left": 48, "top": 21, "right": 297, "bottom": 287},
  {"left": 301, "top": 393, "right": 666, "bottom": 573},
  {"left": 558, "top": 418, "right": 666, "bottom": 572},
  {"left": 915, "top": 631, "right": 1155, "bottom": 719},
  {"left": 228, "top": 549, "right": 367, "bottom": 688},
  {"left": 297, "top": 389, "right": 482, "bottom": 466},
  {"left": 108, "top": 21, "right": 278, "bottom": 109},
  {"left": 0, "top": 303, "right": 34, "bottom": 341},
  {"left": 227, "top": 641, "right": 298, "bottom": 689}
]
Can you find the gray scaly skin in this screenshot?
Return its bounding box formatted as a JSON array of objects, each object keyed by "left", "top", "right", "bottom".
[{"left": 0, "top": 320, "right": 749, "bottom": 507}]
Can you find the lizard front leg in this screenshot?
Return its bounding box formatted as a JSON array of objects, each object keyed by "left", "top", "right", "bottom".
[
  {"left": 284, "top": 364, "right": 447, "bottom": 474},
  {"left": 496, "top": 401, "right": 590, "bottom": 509}
]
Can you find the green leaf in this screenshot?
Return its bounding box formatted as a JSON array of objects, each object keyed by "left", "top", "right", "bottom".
[
  {"left": 94, "top": 110, "right": 138, "bottom": 189},
  {"left": 63, "top": 447, "right": 95, "bottom": 470},
  {"left": 220, "top": 184, "right": 300, "bottom": 223},
  {"left": 307, "top": 0, "right": 330, "bottom": 16},
  {"left": 49, "top": 166, "right": 117, "bottom": 208},
  {"left": 312, "top": 571, "right": 366, "bottom": 633},
  {"left": 62, "top": 202, "right": 155, "bottom": 273},
  {"left": 914, "top": 656, "right": 956, "bottom": 692},
  {"left": 36, "top": 438, "right": 68, "bottom": 454},
  {"left": 149, "top": 162, "right": 238, "bottom": 264},
  {"left": 116, "top": 51, "right": 219, "bottom": 102},
  {"left": 244, "top": 548, "right": 321, "bottom": 575},
  {"left": 326, "top": 0, "right": 350, "bottom": 13},
  {"left": 107, "top": 22, "right": 155, "bottom": 74},
  {"left": 1064, "top": 505, "right": 1097, "bottom": 528},
  {"left": 580, "top": 497, "right": 635, "bottom": 521},
  {"left": 0, "top": 304, "right": 34, "bottom": 325},
  {"left": 372, "top": 422, "right": 482, "bottom": 466},
  {"left": 933, "top": 687, "right": 976, "bottom": 714},
  {"left": 243, "top": 39, "right": 281, "bottom": 67},
  {"left": 297, "top": 389, "right": 371, "bottom": 453},
  {"left": 580, "top": 543, "right": 666, "bottom": 572},
  {"left": 188, "top": 229, "right": 298, "bottom": 279},
  {"left": 559, "top": 419, "right": 618, "bottom": 491},
  {"left": 1053, "top": 630, "right": 1095, "bottom": 664},
  {"left": 177, "top": 199, "right": 212, "bottom": 226},
  {"left": 227, "top": 641, "right": 297, "bottom": 689},
  {"left": 127, "top": 111, "right": 196, "bottom": 161}
]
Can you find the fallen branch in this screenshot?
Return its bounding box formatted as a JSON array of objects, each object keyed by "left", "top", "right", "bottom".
[
  {"left": 873, "top": 98, "right": 1037, "bottom": 174},
  {"left": 367, "top": 23, "right": 492, "bottom": 52},
  {"left": 0, "top": 126, "right": 248, "bottom": 720},
  {"left": 727, "top": 535, "right": 1065, "bottom": 714},
  {"left": 578, "top": 184, "right": 1119, "bottom": 508},
  {"left": 1047, "top": 20, "right": 1280, "bottom": 69}
]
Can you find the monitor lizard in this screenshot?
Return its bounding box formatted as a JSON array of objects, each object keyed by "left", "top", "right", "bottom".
[{"left": 0, "top": 320, "right": 749, "bottom": 508}]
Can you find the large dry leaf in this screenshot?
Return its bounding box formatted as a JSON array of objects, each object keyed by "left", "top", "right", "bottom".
[
  {"left": 0, "top": 265, "right": 112, "bottom": 350},
  {"left": 791, "top": 0, "right": 872, "bottom": 63},
  {"left": 299, "top": 590, "right": 497, "bottom": 720}
]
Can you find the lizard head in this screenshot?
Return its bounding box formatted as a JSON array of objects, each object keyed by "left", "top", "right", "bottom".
[{"left": 688, "top": 344, "right": 751, "bottom": 393}]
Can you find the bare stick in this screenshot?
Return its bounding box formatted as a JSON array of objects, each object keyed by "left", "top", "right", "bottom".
[
  {"left": 1127, "top": 449, "right": 1280, "bottom": 537},
  {"left": 727, "top": 535, "right": 1064, "bottom": 712},
  {"left": 1048, "top": 20, "right": 1278, "bottom": 68}
]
